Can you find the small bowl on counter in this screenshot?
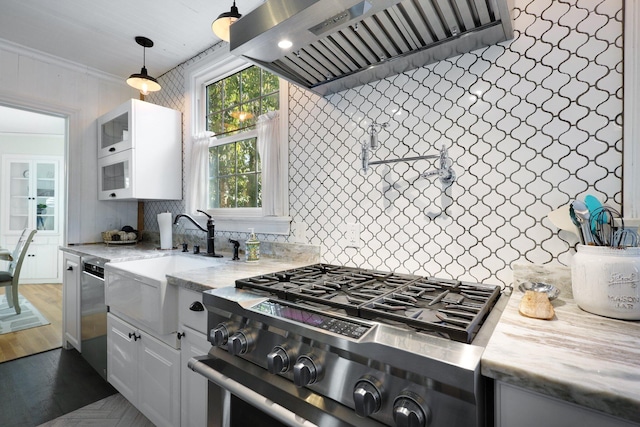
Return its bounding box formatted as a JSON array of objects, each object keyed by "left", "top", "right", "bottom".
[{"left": 518, "top": 281, "right": 561, "bottom": 301}]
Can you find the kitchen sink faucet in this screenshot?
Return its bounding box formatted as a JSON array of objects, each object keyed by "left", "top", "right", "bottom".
[{"left": 173, "top": 210, "right": 222, "bottom": 257}]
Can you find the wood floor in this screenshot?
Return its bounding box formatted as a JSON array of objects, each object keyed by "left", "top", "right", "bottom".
[{"left": 0, "top": 283, "right": 63, "bottom": 363}]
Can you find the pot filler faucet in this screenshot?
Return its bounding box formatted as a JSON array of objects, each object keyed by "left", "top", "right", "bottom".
[{"left": 173, "top": 210, "right": 222, "bottom": 258}]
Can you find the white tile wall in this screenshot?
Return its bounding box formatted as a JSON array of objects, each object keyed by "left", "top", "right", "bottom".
[{"left": 145, "top": 0, "right": 623, "bottom": 287}]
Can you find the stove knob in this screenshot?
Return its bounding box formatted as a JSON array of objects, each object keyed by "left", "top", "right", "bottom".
[
  {"left": 227, "top": 331, "right": 250, "bottom": 355},
  {"left": 267, "top": 346, "right": 290, "bottom": 374},
  {"left": 393, "top": 392, "right": 430, "bottom": 427},
  {"left": 293, "top": 356, "right": 320, "bottom": 387},
  {"left": 210, "top": 323, "right": 231, "bottom": 347},
  {"left": 353, "top": 379, "right": 382, "bottom": 417}
]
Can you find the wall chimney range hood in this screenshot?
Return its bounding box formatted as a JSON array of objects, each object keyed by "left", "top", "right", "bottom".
[{"left": 229, "top": 0, "right": 514, "bottom": 96}]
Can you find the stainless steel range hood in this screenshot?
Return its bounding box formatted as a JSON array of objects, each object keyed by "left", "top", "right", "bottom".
[{"left": 229, "top": 0, "right": 514, "bottom": 96}]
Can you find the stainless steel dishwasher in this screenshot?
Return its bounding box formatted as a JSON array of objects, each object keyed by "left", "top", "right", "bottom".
[{"left": 81, "top": 257, "right": 107, "bottom": 380}]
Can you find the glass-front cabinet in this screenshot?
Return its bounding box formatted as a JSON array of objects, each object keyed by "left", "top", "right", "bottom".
[
  {"left": 1, "top": 155, "right": 63, "bottom": 283},
  {"left": 96, "top": 99, "right": 181, "bottom": 200},
  {"left": 2, "top": 155, "right": 61, "bottom": 234},
  {"left": 99, "top": 110, "right": 131, "bottom": 158},
  {"left": 98, "top": 150, "right": 132, "bottom": 199}
]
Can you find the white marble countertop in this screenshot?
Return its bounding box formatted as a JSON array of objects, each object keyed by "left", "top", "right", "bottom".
[
  {"left": 60, "top": 242, "right": 321, "bottom": 292},
  {"left": 482, "top": 264, "right": 640, "bottom": 423},
  {"left": 61, "top": 242, "right": 176, "bottom": 262},
  {"left": 165, "top": 257, "right": 320, "bottom": 292}
]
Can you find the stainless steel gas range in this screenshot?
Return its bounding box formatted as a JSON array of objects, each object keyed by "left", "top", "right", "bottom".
[{"left": 189, "top": 264, "right": 506, "bottom": 427}]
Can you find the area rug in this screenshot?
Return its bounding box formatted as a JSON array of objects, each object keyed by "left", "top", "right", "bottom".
[{"left": 0, "top": 293, "right": 50, "bottom": 334}]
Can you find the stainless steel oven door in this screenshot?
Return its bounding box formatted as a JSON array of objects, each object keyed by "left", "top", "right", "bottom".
[{"left": 189, "top": 350, "right": 388, "bottom": 427}]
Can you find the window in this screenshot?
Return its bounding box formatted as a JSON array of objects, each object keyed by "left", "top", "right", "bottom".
[
  {"left": 186, "top": 50, "right": 290, "bottom": 234},
  {"left": 208, "top": 136, "right": 261, "bottom": 208},
  {"left": 206, "top": 66, "right": 278, "bottom": 209},
  {"left": 206, "top": 66, "right": 279, "bottom": 137}
]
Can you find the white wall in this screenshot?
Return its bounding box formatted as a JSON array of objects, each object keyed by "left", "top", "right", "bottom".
[{"left": 0, "top": 39, "right": 138, "bottom": 244}]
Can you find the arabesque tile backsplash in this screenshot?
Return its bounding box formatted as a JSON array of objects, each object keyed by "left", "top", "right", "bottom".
[{"left": 146, "top": 0, "right": 623, "bottom": 287}]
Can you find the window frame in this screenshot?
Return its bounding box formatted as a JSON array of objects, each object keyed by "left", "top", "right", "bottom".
[{"left": 185, "top": 47, "right": 290, "bottom": 234}]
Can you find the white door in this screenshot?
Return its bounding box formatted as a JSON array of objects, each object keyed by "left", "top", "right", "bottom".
[
  {"left": 137, "top": 329, "right": 181, "bottom": 427},
  {"left": 107, "top": 313, "right": 138, "bottom": 403},
  {"left": 180, "top": 326, "right": 210, "bottom": 427}
]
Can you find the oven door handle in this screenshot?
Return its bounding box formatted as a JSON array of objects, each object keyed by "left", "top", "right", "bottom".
[{"left": 188, "top": 357, "right": 319, "bottom": 427}]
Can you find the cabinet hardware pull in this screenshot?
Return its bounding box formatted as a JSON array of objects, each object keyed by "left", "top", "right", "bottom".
[
  {"left": 109, "top": 193, "right": 116, "bottom": 198},
  {"left": 189, "top": 301, "right": 205, "bottom": 312},
  {"left": 109, "top": 147, "right": 116, "bottom": 152},
  {"left": 177, "top": 332, "right": 186, "bottom": 340},
  {"left": 67, "top": 266, "right": 73, "bottom": 271}
]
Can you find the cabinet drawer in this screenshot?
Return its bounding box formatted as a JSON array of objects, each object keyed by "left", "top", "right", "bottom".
[{"left": 178, "top": 288, "right": 207, "bottom": 334}]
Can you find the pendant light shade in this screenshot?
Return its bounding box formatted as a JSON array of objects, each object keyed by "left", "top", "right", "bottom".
[
  {"left": 127, "top": 36, "right": 161, "bottom": 95},
  {"left": 212, "top": 1, "right": 242, "bottom": 42}
]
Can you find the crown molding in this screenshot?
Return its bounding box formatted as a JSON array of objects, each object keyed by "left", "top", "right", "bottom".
[{"left": 0, "top": 38, "right": 124, "bottom": 85}]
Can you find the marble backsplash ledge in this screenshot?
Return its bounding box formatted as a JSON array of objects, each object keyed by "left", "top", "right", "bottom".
[{"left": 141, "top": 231, "right": 321, "bottom": 263}]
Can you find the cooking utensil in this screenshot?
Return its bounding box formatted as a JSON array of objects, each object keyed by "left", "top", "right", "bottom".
[
  {"left": 612, "top": 227, "right": 639, "bottom": 248},
  {"left": 584, "top": 195, "right": 607, "bottom": 235},
  {"left": 569, "top": 204, "right": 584, "bottom": 244},
  {"left": 571, "top": 200, "right": 595, "bottom": 245},
  {"left": 547, "top": 204, "right": 580, "bottom": 237},
  {"left": 590, "top": 206, "right": 620, "bottom": 246}
]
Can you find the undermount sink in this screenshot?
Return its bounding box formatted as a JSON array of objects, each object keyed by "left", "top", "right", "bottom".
[{"left": 105, "top": 255, "right": 217, "bottom": 337}]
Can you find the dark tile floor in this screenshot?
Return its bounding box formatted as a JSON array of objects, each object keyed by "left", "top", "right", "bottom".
[{"left": 0, "top": 348, "right": 117, "bottom": 427}]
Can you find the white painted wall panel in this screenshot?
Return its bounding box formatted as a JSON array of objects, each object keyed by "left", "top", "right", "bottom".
[{"left": 0, "top": 40, "right": 138, "bottom": 244}]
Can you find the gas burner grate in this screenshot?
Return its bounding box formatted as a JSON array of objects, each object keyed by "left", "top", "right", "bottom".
[
  {"left": 360, "top": 278, "right": 501, "bottom": 343},
  {"left": 234, "top": 264, "right": 502, "bottom": 343}
]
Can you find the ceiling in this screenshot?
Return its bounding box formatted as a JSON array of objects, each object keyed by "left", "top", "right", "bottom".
[{"left": 0, "top": 0, "right": 265, "bottom": 79}]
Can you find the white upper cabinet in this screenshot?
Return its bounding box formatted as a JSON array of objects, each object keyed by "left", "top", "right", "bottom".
[
  {"left": 2, "top": 155, "right": 62, "bottom": 235},
  {"left": 97, "top": 99, "right": 182, "bottom": 201}
]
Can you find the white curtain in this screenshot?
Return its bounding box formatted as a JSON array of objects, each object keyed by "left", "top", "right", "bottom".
[
  {"left": 257, "top": 111, "right": 286, "bottom": 216},
  {"left": 186, "top": 132, "right": 212, "bottom": 215}
]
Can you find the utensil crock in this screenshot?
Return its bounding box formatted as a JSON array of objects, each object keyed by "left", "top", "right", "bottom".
[{"left": 571, "top": 245, "right": 640, "bottom": 320}]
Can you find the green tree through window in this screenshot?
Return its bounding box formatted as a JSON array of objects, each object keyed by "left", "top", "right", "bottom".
[{"left": 206, "top": 66, "right": 279, "bottom": 209}]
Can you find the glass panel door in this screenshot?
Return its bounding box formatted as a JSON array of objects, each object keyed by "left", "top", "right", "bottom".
[
  {"left": 35, "top": 162, "right": 57, "bottom": 231},
  {"left": 8, "top": 161, "right": 30, "bottom": 231}
]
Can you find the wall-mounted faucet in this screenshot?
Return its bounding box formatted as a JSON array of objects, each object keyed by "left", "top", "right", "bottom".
[
  {"left": 173, "top": 209, "right": 222, "bottom": 258},
  {"left": 361, "top": 144, "right": 456, "bottom": 186}
]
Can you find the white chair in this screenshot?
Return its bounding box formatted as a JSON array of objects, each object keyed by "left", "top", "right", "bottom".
[{"left": 0, "top": 229, "right": 37, "bottom": 314}]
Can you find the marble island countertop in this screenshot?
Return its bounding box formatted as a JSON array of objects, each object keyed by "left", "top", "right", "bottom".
[
  {"left": 165, "top": 256, "right": 320, "bottom": 292},
  {"left": 482, "top": 263, "right": 640, "bottom": 424}
]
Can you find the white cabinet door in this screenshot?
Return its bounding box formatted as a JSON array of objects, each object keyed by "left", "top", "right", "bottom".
[
  {"left": 138, "top": 330, "right": 181, "bottom": 427},
  {"left": 107, "top": 313, "right": 138, "bottom": 403},
  {"left": 96, "top": 98, "right": 182, "bottom": 201},
  {"left": 1, "top": 156, "right": 62, "bottom": 235},
  {"left": 62, "top": 252, "right": 80, "bottom": 351},
  {"left": 180, "top": 326, "right": 209, "bottom": 427},
  {"left": 22, "top": 236, "right": 60, "bottom": 281},
  {"left": 107, "top": 313, "right": 181, "bottom": 427}
]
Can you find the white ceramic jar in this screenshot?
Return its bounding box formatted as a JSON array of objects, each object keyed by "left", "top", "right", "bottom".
[{"left": 571, "top": 245, "right": 640, "bottom": 320}]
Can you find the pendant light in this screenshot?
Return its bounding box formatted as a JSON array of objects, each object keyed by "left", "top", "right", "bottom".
[
  {"left": 212, "top": 1, "right": 242, "bottom": 42},
  {"left": 126, "top": 36, "right": 161, "bottom": 95}
]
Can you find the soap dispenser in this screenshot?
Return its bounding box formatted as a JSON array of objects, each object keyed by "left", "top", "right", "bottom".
[{"left": 245, "top": 228, "right": 260, "bottom": 262}]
